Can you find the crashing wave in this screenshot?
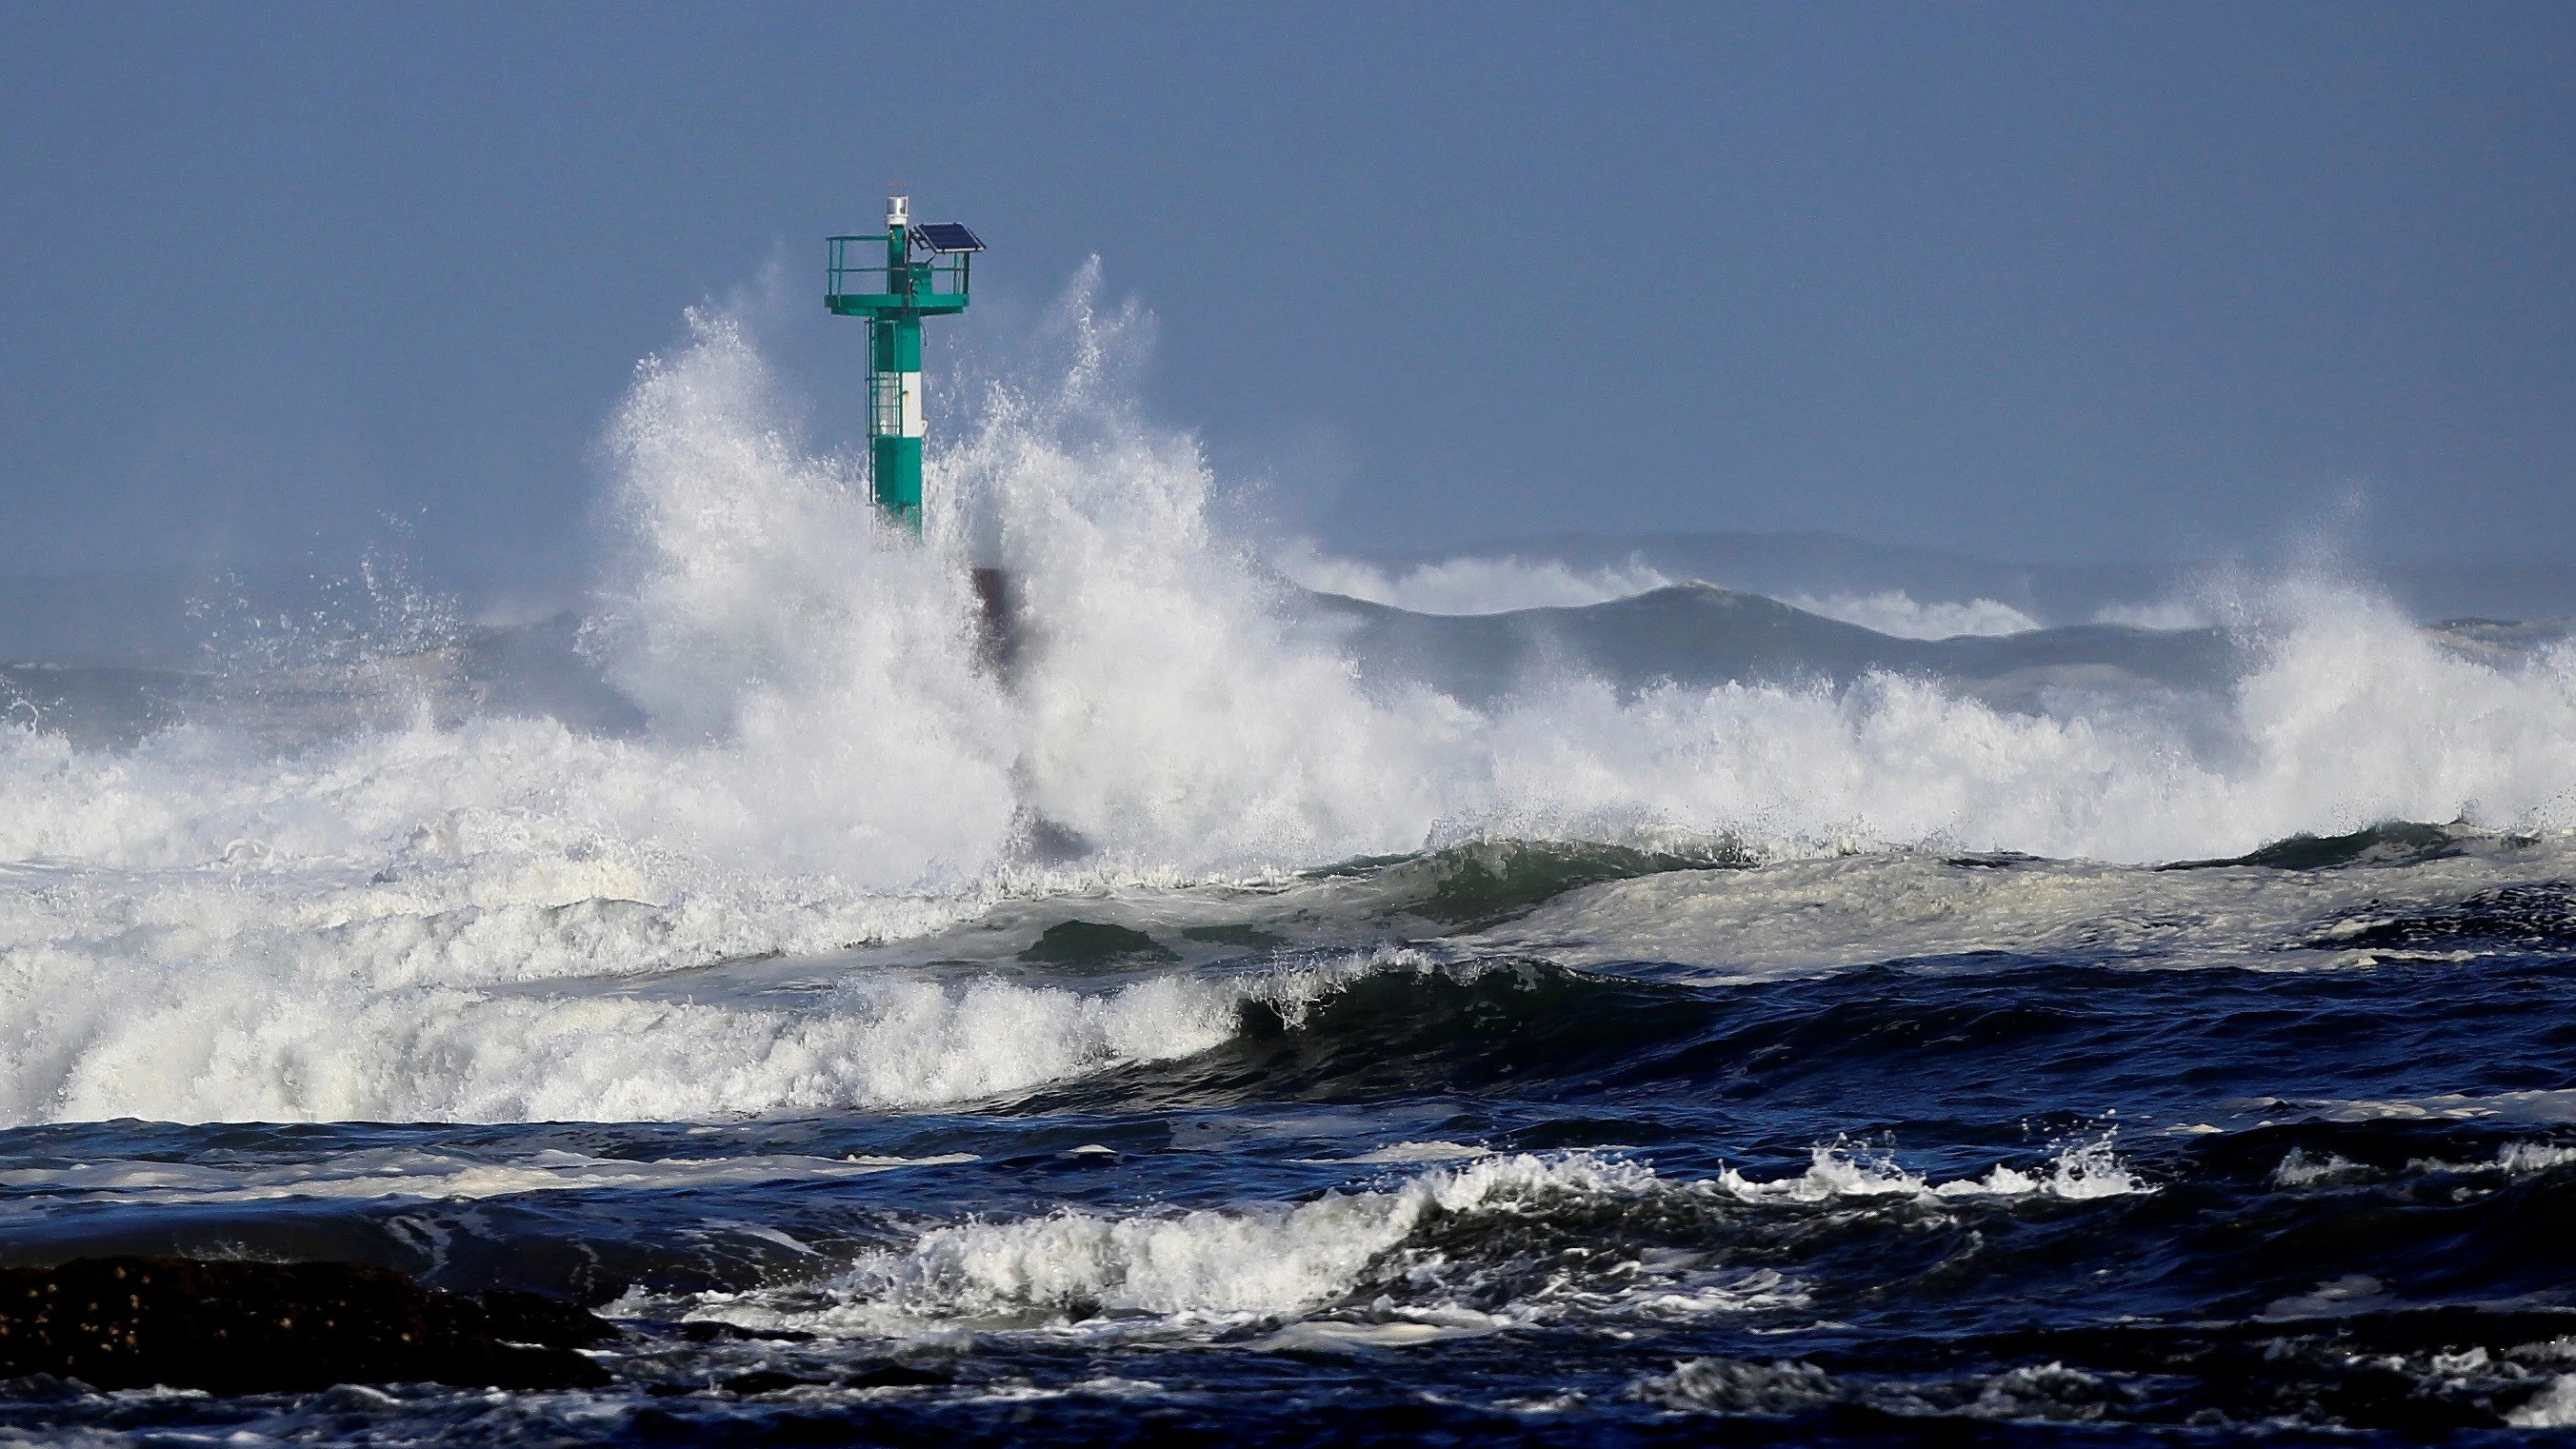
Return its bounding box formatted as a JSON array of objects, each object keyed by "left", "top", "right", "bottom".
[{"left": 2, "top": 276, "right": 2575, "bottom": 1125}]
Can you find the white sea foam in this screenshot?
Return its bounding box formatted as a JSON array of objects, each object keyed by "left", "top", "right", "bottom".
[
  {"left": 0, "top": 1148, "right": 976, "bottom": 1211},
  {"left": 1783, "top": 590, "right": 2041, "bottom": 639},
  {"left": 1709, "top": 1137, "right": 2149, "bottom": 1202},
  {"left": 677, "top": 1151, "right": 1812, "bottom": 1342},
  {"left": 0, "top": 899, "right": 1421, "bottom": 1126},
  {"left": 2272, "top": 1148, "right": 2367, "bottom": 1186},
  {"left": 2370, "top": 1140, "right": 2576, "bottom": 1179},
  {"left": 677, "top": 1141, "right": 2136, "bottom": 1342},
  {"left": 3, "top": 951, "right": 1255, "bottom": 1125},
  {"left": 2496, "top": 1141, "right": 2576, "bottom": 1173},
  {"left": 1480, "top": 831, "right": 2576, "bottom": 977},
  {"left": 687, "top": 1151, "right": 1660, "bottom": 1338},
  {"left": 2510, "top": 1375, "right": 2576, "bottom": 1428},
  {"left": 3, "top": 274, "right": 2576, "bottom": 1125}
]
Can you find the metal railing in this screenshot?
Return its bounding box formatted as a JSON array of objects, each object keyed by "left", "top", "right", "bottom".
[{"left": 828, "top": 235, "right": 971, "bottom": 301}]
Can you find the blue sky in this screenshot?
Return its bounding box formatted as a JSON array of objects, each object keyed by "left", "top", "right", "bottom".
[{"left": 2, "top": 1, "right": 2570, "bottom": 580}]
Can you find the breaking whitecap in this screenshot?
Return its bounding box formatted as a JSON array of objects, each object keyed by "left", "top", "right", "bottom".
[{"left": 660, "top": 1138, "right": 2146, "bottom": 1345}]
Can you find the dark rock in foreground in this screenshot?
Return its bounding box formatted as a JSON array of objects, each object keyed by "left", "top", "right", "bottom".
[{"left": 0, "top": 1257, "right": 614, "bottom": 1393}]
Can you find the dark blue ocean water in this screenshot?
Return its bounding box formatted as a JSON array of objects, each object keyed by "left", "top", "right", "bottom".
[{"left": 7, "top": 834, "right": 2576, "bottom": 1444}]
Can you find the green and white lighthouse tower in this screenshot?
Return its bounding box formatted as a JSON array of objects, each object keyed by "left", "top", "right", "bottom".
[{"left": 827, "top": 196, "right": 983, "bottom": 534}]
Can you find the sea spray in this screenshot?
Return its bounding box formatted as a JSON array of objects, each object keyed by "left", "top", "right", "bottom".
[{"left": 0, "top": 284, "right": 2574, "bottom": 1125}]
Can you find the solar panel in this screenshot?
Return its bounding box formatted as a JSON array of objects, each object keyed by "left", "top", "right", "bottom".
[{"left": 911, "top": 223, "right": 985, "bottom": 254}]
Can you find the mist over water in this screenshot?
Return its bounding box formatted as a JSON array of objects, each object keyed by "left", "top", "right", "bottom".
[{"left": 5, "top": 279, "right": 2576, "bottom": 1441}]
